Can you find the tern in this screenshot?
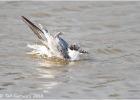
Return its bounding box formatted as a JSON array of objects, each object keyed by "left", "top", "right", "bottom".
[{"left": 21, "top": 16, "right": 88, "bottom": 61}]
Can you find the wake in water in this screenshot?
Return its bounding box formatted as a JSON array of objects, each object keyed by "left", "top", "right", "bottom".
[{"left": 22, "top": 16, "right": 88, "bottom": 61}]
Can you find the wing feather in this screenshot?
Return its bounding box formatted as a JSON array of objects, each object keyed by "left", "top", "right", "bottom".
[
  {"left": 21, "top": 16, "right": 44, "bottom": 40},
  {"left": 22, "top": 16, "right": 49, "bottom": 48}
]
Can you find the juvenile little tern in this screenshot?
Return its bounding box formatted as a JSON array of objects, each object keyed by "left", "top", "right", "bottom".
[{"left": 21, "top": 16, "right": 88, "bottom": 61}]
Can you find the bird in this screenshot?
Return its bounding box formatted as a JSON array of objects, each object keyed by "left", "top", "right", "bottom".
[{"left": 21, "top": 16, "right": 88, "bottom": 61}]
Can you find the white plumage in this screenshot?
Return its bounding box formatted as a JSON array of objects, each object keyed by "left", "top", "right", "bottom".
[{"left": 22, "top": 16, "right": 88, "bottom": 61}]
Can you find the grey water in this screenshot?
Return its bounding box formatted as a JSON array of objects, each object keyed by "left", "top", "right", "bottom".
[{"left": 0, "top": 1, "right": 140, "bottom": 99}]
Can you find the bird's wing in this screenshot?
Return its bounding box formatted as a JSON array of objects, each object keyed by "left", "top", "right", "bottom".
[
  {"left": 59, "top": 37, "right": 69, "bottom": 50},
  {"left": 21, "top": 16, "right": 48, "bottom": 47},
  {"left": 22, "top": 16, "right": 70, "bottom": 59},
  {"left": 56, "top": 37, "right": 69, "bottom": 59},
  {"left": 21, "top": 16, "right": 45, "bottom": 40},
  {"left": 38, "top": 23, "right": 51, "bottom": 40}
]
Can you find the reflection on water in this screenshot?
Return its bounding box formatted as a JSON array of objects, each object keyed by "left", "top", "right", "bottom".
[{"left": 34, "top": 59, "right": 73, "bottom": 94}]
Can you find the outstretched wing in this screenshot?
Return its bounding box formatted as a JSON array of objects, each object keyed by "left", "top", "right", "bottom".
[
  {"left": 59, "top": 37, "right": 69, "bottom": 50},
  {"left": 21, "top": 16, "right": 44, "bottom": 40},
  {"left": 21, "top": 16, "right": 49, "bottom": 47},
  {"left": 22, "top": 16, "right": 70, "bottom": 59},
  {"left": 57, "top": 37, "right": 69, "bottom": 59}
]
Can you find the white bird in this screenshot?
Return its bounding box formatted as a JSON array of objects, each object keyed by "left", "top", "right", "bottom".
[{"left": 22, "top": 16, "right": 88, "bottom": 61}]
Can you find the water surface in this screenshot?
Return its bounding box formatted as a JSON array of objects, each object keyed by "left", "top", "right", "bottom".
[{"left": 0, "top": 1, "right": 140, "bottom": 99}]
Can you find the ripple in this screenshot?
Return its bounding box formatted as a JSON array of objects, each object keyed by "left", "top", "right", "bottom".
[
  {"left": 31, "top": 12, "right": 51, "bottom": 18},
  {"left": 62, "top": 7, "right": 81, "bottom": 12},
  {"left": 14, "top": 76, "right": 25, "bottom": 80},
  {"left": 97, "top": 48, "right": 122, "bottom": 55},
  {"left": 90, "top": 84, "right": 106, "bottom": 89},
  {"left": 82, "top": 88, "right": 93, "bottom": 92},
  {"left": 68, "top": 91, "right": 78, "bottom": 94},
  {"left": 0, "top": 87, "right": 5, "bottom": 90},
  {"left": 1, "top": 82, "right": 15, "bottom": 87},
  {"left": 109, "top": 93, "right": 119, "bottom": 97},
  {"left": 61, "top": 95, "right": 71, "bottom": 99},
  {"left": 3, "top": 72, "right": 20, "bottom": 76}
]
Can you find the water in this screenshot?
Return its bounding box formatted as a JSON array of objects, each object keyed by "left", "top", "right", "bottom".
[{"left": 0, "top": 1, "right": 140, "bottom": 99}]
